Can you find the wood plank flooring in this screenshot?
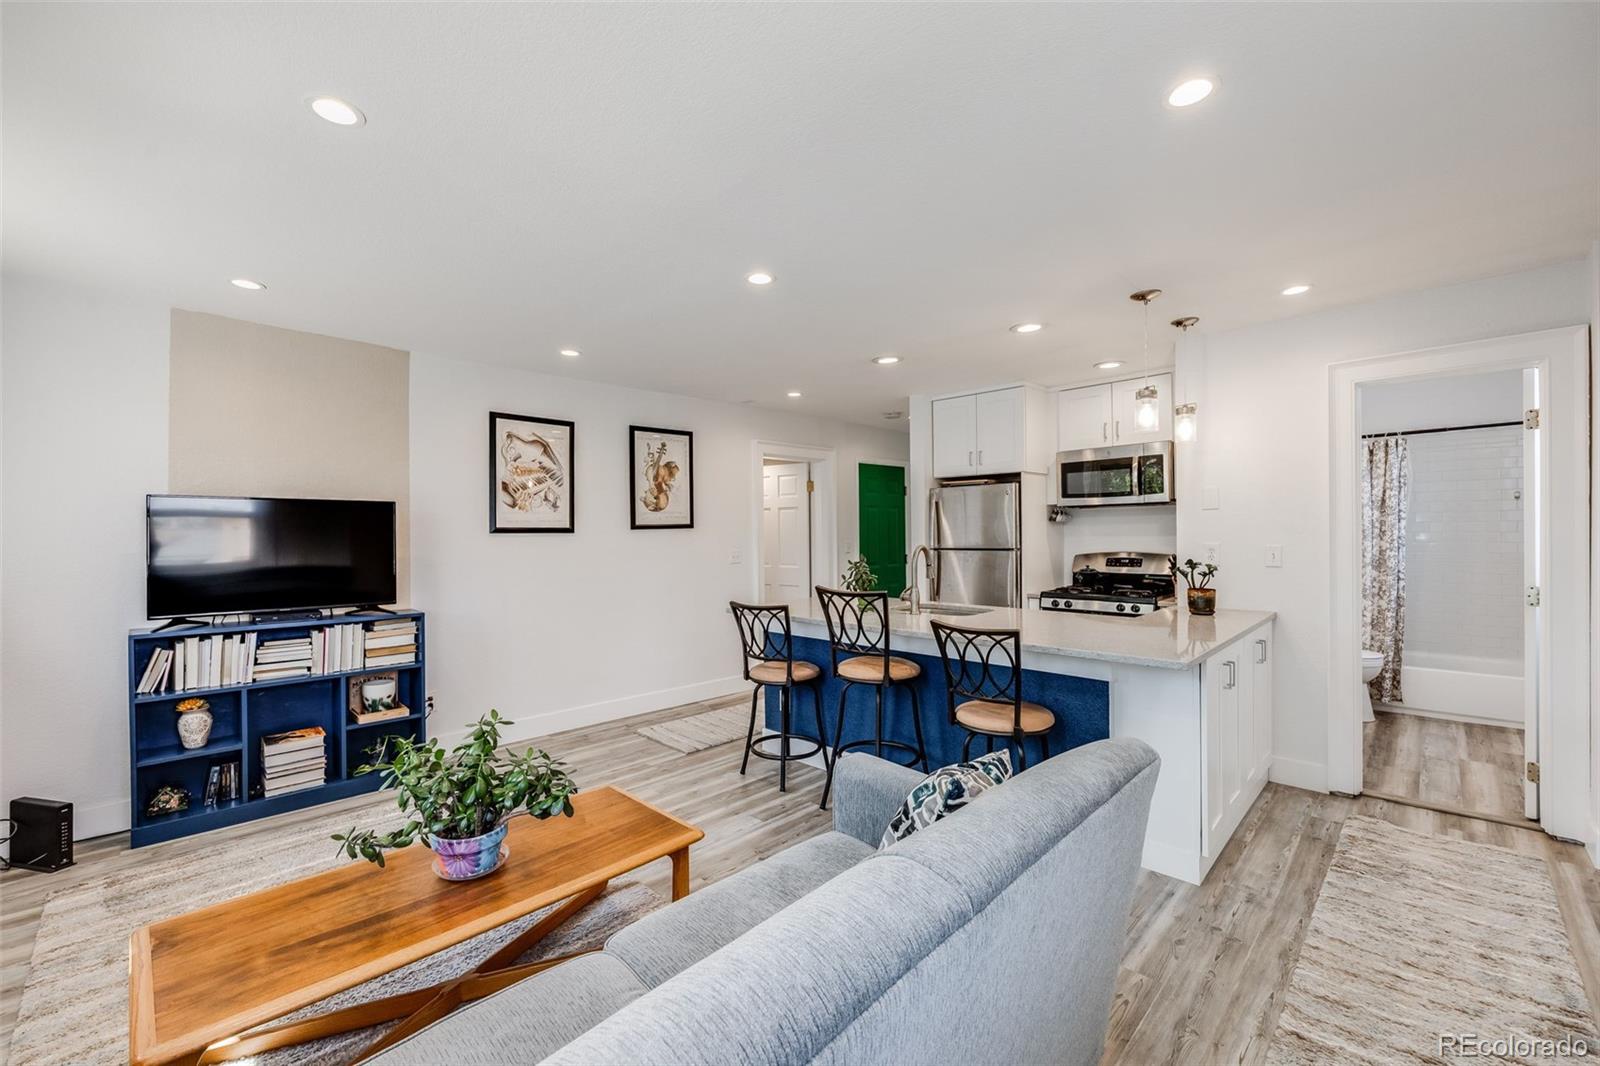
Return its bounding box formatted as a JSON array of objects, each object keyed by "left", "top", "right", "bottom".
[
  {"left": 3, "top": 693, "right": 1596, "bottom": 1065},
  {"left": 1363, "top": 708, "right": 1528, "bottom": 822}
]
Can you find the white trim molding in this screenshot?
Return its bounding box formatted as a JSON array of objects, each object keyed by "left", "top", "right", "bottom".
[{"left": 1327, "top": 325, "right": 1592, "bottom": 845}]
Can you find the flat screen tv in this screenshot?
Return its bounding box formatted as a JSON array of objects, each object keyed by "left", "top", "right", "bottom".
[{"left": 146, "top": 495, "right": 397, "bottom": 619}]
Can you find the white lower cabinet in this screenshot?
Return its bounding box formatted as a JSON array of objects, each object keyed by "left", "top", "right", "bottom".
[{"left": 1200, "top": 625, "right": 1273, "bottom": 864}]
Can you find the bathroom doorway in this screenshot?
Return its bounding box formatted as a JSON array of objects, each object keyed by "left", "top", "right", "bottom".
[
  {"left": 1354, "top": 369, "right": 1534, "bottom": 823},
  {"left": 1328, "top": 326, "right": 1589, "bottom": 842}
]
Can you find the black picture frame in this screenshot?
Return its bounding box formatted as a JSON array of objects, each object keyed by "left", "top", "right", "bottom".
[
  {"left": 629, "top": 425, "right": 694, "bottom": 530},
  {"left": 489, "top": 411, "right": 576, "bottom": 534}
]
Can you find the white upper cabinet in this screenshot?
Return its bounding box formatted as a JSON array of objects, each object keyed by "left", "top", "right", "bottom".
[
  {"left": 931, "top": 394, "right": 979, "bottom": 478},
  {"left": 1057, "top": 372, "right": 1174, "bottom": 450},
  {"left": 931, "top": 386, "right": 1050, "bottom": 478},
  {"left": 1056, "top": 385, "right": 1112, "bottom": 452}
]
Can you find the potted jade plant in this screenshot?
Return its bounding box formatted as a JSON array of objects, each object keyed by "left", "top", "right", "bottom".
[
  {"left": 840, "top": 556, "right": 877, "bottom": 594},
  {"left": 334, "top": 709, "right": 577, "bottom": 881},
  {"left": 1171, "top": 557, "right": 1219, "bottom": 616}
]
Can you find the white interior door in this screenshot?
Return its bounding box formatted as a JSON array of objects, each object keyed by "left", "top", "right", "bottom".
[
  {"left": 762, "top": 462, "right": 811, "bottom": 603},
  {"left": 1521, "top": 368, "right": 1541, "bottom": 821}
]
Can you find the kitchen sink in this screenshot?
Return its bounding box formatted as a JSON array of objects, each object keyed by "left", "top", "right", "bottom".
[{"left": 892, "top": 602, "right": 992, "bottom": 617}]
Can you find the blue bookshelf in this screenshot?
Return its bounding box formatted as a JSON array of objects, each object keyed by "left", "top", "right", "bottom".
[{"left": 127, "top": 611, "right": 426, "bottom": 847}]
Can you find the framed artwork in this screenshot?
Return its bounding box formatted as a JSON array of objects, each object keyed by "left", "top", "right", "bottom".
[
  {"left": 629, "top": 425, "right": 694, "bottom": 530},
  {"left": 490, "top": 411, "right": 575, "bottom": 533}
]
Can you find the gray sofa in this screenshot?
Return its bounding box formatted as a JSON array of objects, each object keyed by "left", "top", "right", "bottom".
[{"left": 373, "top": 737, "right": 1159, "bottom": 1066}]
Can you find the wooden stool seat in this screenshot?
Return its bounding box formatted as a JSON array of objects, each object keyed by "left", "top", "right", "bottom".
[
  {"left": 954, "top": 698, "right": 1055, "bottom": 736},
  {"left": 837, "top": 655, "right": 921, "bottom": 683},
  {"left": 748, "top": 660, "right": 821, "bottom": 684}
]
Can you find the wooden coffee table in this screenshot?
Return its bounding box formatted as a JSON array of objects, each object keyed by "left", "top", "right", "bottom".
[{"left": 128, "top": 786, "right": 703, "bottom": 1065}]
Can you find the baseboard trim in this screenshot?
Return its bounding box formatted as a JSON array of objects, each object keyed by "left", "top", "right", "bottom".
[
  {"left": 432, "top": 675, "right": 749, "bottom": 749},
  {"left": 1269, "top": 755, "right": 1327, "bottom": 793}
]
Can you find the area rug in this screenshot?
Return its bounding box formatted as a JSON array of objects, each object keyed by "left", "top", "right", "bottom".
[
  {"left": 1266, "top": 816, "right": 1598, "bottom": 1065},
  {"left": 8, "top": 794, "right": 665, "bottom": 1066},
  {"left": 636, "top": 698, "right": 751, "bottom": 753}
]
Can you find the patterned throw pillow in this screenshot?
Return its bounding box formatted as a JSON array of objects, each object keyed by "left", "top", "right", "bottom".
[{"left": 878, "top": 750, "right": 1013, "bottom": 848}]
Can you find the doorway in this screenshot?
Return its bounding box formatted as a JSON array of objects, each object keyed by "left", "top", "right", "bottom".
[
  {"left": 762, "top": 458, "right": 811, "bottom": 602},
  {"left": 1328, "top": 326, "right": 1590, "bottom": 843},
  {"left": 857, "top": 462, "right": 907, "bottom": 593}
]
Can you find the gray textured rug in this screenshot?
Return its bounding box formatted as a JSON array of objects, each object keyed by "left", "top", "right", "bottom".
[
  {"left": 9, "top": 795, "right": 665, "bottom": 1066},
  {"left": 637, "top": 699, "right": 751, "bottom": 753},
  {"left": 1267, "top": 816, "right": 1598, "bottom": 1065}
]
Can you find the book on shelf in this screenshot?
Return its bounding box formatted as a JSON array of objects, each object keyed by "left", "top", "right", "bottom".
[
  {"left": 365, "top": 651, "right": 416, "bottom": 667},
  {"left": 364, "top": 632, "right": 416, "bottom": 650},
  {"left": 261, "top": 726, "right": 326, "bottom": 757}
]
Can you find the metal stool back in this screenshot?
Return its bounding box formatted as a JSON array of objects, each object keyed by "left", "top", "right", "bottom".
[{"left": 930, "top": 620, "right": 1047, "bottom": 768}]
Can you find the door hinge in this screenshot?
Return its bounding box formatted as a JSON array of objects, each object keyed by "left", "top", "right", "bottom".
[
  {"left": 1526, "top": 760, "right": 1540, "bottom": 783},
  {"left": 806, "top": 479, "right": 815, "bottom": 494},
  {"left": 1524, "top": 408, "right": 1540, "bottom": 430},
  {"left": 1526, "top": 585, "right": 1541, "bottom": 607}
]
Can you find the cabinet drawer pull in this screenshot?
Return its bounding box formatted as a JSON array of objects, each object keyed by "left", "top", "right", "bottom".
[
  {"left": 1224, "top": 660, "right": 1237, "bottom": 689},
  {"left": 1114, "top": 419, "right": 1121, "bottom": 440},
  {"left": 1255, "top": 639, "right": 1268, "bottom": 664},
  {"left": 968, "top": 450, "right": 973, "bottom": 467},
  {"left": 1102, "top": 421, "right": 1109, "bottom": 442},
  {"left": 977, "top": 450, "right": 983, "bottom": 465}
]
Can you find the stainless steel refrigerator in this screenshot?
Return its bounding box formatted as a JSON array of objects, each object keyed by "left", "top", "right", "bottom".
[{"left": 929, "top": 480, "right": 1022, "bottom": 608}]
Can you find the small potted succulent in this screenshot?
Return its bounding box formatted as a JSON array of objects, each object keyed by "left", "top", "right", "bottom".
[
  {"left": 840, "top": 556, "right": 877, "bottom": 594},
  {"left": 174, "top": 697, "right": 213, "bottom": 749},
  {"left": 1171, "top": 557, "right": 1219, "bottom": 616},
  {"left": 334, "top": 709, "right": 577, "bottom": 881}
]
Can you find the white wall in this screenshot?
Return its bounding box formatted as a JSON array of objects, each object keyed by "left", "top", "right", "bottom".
[
  {"left": 1177, "top": 259, "right": 1591, "bottom": 793},
  {"left": 1046, "top": 505, "right": 1176, "bottom": 587},
  {"left": 1358, "top": 369, "right": 1523, "bottom": 433},
  {"left": 408, "top": 351, "right": 908, "bottom": 748},
  {"left": 1396, "top": 425, "right": 1524, "bottom": 666},
  {"left": 1589, "top": 239, "right": 1600, "bottom": 868},
  {"left": 1, "top": 275, "right": 170, "bottom": 839}
]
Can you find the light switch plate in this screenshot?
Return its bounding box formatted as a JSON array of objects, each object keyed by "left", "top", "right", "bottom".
[
  {"left": 1203, "top": 543, "right": 1220, "bottom": 565},
  {"left": 729, "top": 548, "right": 744, "bottom": 565},
  {"left": 1202, "top": 487, "right": 1221, "bottom": 510},
  {"left": 1265, "top": 544, "right": 1283, "bottom": 568}
]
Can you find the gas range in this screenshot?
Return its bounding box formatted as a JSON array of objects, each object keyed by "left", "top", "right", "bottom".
[{"left": 1039, "top": 551, "right": 1175, "bottom": 617}]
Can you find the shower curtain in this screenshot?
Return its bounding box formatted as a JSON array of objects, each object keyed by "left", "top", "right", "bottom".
[{"left": 1362, "top": 437, "right": 1408, "bottom": 703}]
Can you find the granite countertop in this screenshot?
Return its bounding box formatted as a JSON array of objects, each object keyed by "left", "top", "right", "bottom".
[{"left": 782, "top": 599, "right": 1275, "bottom": 670}]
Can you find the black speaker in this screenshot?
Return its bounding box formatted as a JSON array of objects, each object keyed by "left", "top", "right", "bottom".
[{"left": 7, "top": 797, "right": 73, "bottom": 872}]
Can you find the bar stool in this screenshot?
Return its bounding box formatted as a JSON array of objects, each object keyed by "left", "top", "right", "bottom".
[
  {"left": 930, "top": 620, "right": 1055, "bottom": 771},
  {"left": 729, "top": 601, "right": 826, "bottom": 793},
  {"left": 815, "top": 586, "right": 928, "bottom": 808}
]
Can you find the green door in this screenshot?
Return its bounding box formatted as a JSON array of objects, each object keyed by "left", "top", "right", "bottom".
[{"left": 858, "top": 463, "right": 907, "bottom": 593}]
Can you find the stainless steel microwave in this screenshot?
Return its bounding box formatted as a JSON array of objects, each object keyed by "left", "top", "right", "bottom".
[{"left": 1057, "top": 442, "right": 1175, "bottom": 506}]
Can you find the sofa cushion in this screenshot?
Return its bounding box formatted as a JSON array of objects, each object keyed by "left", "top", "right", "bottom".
[
  {"left": 879, "top": 750, "right": 1012, "bottom": 847},
  {"left": 367, "top": 952, "right": 646, "bottom": 1066},
  {"left": 604, "top": 830, "right": 872, "bottom": 987}
]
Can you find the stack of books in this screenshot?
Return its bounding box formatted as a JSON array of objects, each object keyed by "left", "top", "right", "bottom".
[
  {"left": 260, "top": 727, "right": 326, "bottom": 798},
  {"left": 137, "top": 633, "right": 259, "bottom": 694},
  {"left": 313, "top": 623, "right": 367, "bottom": 674},
  {"left": 254, "top": 636, "right": 315, "bottom": 681},
  {"left": 365, "top": 619, "right": 418, "bottom": 666}
]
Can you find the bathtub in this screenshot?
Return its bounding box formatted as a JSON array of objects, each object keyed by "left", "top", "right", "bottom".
[{"left": 1380, "top": 650, "right": 1523, "bottom": 727}]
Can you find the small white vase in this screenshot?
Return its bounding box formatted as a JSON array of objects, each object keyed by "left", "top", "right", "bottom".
[{"left": 176, "top": 708, "right": 213, "bottom": 750}]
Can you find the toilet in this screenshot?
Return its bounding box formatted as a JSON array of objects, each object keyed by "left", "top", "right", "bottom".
[{"left": 1360, "top": 648, "right": 1385, "bottom": 722}]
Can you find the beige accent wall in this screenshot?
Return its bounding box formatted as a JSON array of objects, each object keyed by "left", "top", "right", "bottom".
[{"left": 168, "top": 310, "right": 410, "bottom": 603}]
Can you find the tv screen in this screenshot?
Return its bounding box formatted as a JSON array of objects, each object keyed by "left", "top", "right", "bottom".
[{"left": 146, "top": 495, "right": 397, "bottom": 619}]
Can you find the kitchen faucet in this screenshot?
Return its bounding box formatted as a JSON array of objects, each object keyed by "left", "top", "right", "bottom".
[{"left": 902, "top": 544, "right": 933, "bottom": 614}]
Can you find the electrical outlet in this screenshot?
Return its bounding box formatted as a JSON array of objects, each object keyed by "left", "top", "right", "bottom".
[
  {"left": 729, "top": 548, "right": 743, "bottom": 565},
  {"left": 1203, "top": 543, "right": 1220, "bottom": 565},
  {"left": 1264, "top": 544, "right": 1283, "bottom": 568}
]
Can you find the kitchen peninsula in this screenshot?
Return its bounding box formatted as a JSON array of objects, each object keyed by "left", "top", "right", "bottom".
[{"left": 773, "top": 601, "right": 1276, "bottom": 884}]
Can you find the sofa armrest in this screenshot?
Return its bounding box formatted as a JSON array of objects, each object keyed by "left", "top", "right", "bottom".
[{"left": 831, "top": 753, "right": 925, "bottom": 846}]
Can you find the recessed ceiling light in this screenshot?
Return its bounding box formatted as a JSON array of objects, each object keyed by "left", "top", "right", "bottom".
[
  {"left": 747, "top": 272, "right": 774, "bottom": 286},
  {"left": 559, "top": 349, "right": 581, "bottom": 358},
  {"left": 1167, "top": 78, "right": 1215, "bottom": 108},
  {"left": 309, "top": 96, "right": 366, "bottom": 127},
  {"left": 1281, "top": 284, "right": 1312, "bottom": 296},
  {"left": 1095, "top": 361, "right": 1124, "bottom": 370},
  {"left": 872, "top": 355, "right": 901, "bottom": 365},
  {"left": 786, "top": 390, "right": 802, "bottom": 398},
  {"left": 230, "top": 278, "right": 266, "bottom": 291},
  {"left": 1010, "top": 322, "right": 1044, "bottom": 334}
]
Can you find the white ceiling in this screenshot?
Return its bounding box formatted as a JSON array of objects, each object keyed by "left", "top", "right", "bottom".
[{"left": 6, "top": 3, "right": 1597, "bottom": 429}]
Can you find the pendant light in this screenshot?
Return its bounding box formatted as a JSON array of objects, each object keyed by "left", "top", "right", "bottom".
[
  {"left": 1129, "top": 289, "right": 1162, "bottom": 431},
  {"left": 1171, "top": 316, "right": 1200, "bottom": 442}
]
